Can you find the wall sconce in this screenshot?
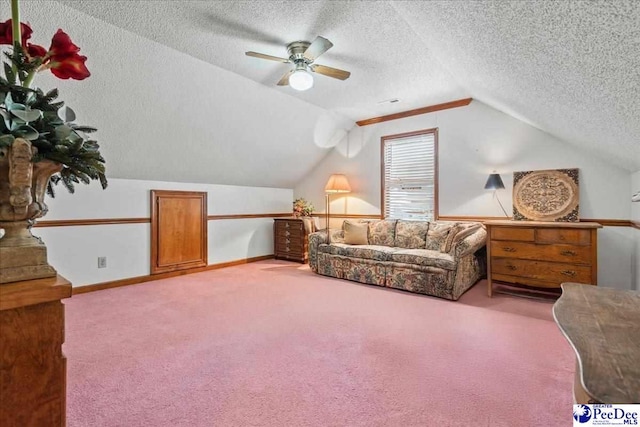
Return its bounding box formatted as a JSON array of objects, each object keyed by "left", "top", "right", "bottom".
[
  {"left": 484, "top": 172, "right": 509, "bottom": 217},
  {"left": 324, "top": 174, "right": 351, "bottom": 235}
]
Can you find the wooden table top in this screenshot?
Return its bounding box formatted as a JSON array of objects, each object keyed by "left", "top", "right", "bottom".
[
  {"left": 0, "top": 274, "right": 71, "bottom": 311},
  {"left": 553, "top": 283, "right": 640, "bottom": 403}
]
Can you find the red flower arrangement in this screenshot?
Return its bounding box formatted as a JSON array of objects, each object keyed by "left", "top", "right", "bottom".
[
  {"left": 0, "top": 19, "right": 90, "bottom": 81},
  {"left": 0, "top": 0, "right": 106, "bottom": 195}
]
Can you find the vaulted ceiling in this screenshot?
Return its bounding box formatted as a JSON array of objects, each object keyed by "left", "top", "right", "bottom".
[
  {"left": 55, "top": 1, "right": 640, "bottom": 174},
  {"left": 56, "top": 0, "right": 640, "bottom": 171}
]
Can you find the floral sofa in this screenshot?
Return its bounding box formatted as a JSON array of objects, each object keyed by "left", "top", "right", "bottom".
[{"left": 308, "top": 219, "right": 487, "bottom": 300}]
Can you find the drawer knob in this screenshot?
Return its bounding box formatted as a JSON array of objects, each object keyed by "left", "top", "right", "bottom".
[
  {"left": 561, "top": 270, "right": 576, "bottom": 277},
  {"left": 286, "top": 247, "right": 290, "bottom": 252},
  {"left": 503, "top": 247, "right": 516, "bottom": 252},
  {"left": 560, "top": 250, "right": 577, "bottom": 257},
  {"left": 285, "top": 223, "right": 289, "bottom": 228},
  {"left": 285, "top": 231, "right": 290, "bottom": 237},
  {"left": 507, "top": 265, "right": 517, "bottom": 271},
  {"left": 286, "top": 238, "right": 290, "bottom": 244}
]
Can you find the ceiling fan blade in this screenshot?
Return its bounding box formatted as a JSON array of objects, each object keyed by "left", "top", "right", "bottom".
[
  {"left": 310, "top": 64, "right": 351, "bottom": 80},
  {"left": 303, "top": 36, "right": 333, "bottom": 61},
  {"left": 277, "top": 69, "right": 294, "bottom": 86},
  {"left": 245, "top": 51, "right": 290, "bottom": 63}
]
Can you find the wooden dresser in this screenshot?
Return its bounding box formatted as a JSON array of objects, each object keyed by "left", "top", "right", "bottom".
[
  {"left": 485, "top": 220, "right": 602, "bottom": 296},
  {"left": 274, "top": 218, "right": 312, "bottom": 263}
]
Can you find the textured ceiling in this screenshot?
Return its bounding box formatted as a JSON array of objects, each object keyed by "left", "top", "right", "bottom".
[
  {"left": 58, "top": 0, "right": 640, "bottom": 171},
  {"left": 57, "top": 0, "right": 467, "bottom": 119}
]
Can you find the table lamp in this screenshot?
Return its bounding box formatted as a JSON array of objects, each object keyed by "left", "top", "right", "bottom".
[{"left": 484, "top": 172, "right": 509, "bottom": 217}]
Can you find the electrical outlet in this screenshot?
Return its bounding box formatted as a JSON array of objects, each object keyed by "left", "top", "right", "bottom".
[{"left": 98, "top": 256, "right": 107, "bottom": 269}]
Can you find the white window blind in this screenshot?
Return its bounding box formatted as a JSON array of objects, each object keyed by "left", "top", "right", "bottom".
[{"left": 383, "top": 130, "right": 437, "bottom": 220}]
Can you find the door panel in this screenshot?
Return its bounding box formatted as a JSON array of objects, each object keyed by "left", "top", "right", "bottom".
[{"left": 151, "top": 190, "right": 207, "bottom": 274}]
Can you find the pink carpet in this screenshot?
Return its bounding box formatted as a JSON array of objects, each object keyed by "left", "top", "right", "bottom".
[{"left": 64, "top": 260, "right": 574, "bottom": 426}]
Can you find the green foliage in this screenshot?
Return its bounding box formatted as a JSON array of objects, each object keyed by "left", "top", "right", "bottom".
[{"left": 1, "top": 47, "right": 107, "bottom": 196}]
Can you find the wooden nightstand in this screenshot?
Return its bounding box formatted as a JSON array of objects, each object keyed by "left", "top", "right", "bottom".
[
  {"left": 485, "top": 220, "right": 602, "bottom": 297},
  {"left": 274, "top": 218, "right": 311, "bottom": 263}
]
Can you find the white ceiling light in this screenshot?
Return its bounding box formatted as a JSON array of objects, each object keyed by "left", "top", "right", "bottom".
[
  {"left": 246, "top": 37, "right": 349, "bottom": 92},
  {"left": 289, "top": 68, "right": 314, "bottom": 91}
]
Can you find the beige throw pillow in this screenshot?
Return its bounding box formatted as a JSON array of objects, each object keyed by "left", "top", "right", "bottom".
[{"left": 343, "top": 220, "right": 369, "bottom": 245}]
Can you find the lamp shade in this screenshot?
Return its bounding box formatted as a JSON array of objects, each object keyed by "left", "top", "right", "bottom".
[
  {"left": 289, "top": 69, "right": 314, "bottom": 91},
  {"left": 484, "top": 173, "right": 505, "bottom": 190},
  {"left": 325, "top": 174, "right": 351, "bottom": 193}
]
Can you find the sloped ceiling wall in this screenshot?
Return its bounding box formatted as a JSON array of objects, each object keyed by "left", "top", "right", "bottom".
[
  {"left": 9, "top": 1, "right": 352, "bottom": 188},
  {"left": 7, "top": 1, "right": 639, "bottom": 190},
  {"left": 55, "top": 0, "right": 640, "bottom": 174},
  {"left": 392, "top": 1, "right": 640, "bottom": 172}
]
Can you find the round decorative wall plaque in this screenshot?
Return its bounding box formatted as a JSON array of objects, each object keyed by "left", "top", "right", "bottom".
[{"left": 512, "top": 168, "right": 579, "bottom": 222}]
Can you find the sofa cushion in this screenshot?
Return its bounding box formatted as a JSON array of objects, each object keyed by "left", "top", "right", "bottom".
[
  {"left": 425, "top": 221, "right": 458, "bottom": 252},
  {"left": 395, "top": 220, "right": 430, "bottom": 249},
  {"left": 446, "top": 222, "right": 485, "bottom": 253},
  {"left": 343, "top": 220, "right": 369, "bottom": 245},
  {"left": 317, "top": 253, "right": 387, "bottom": 287},
  {"left": 319, "top": 243, "right": 397, "bottom": 261},
  {"left": 391, "top": 249, "right": 457, "bottom": 271},
  {"left": 368, "top": 219, "right": 397, "bottom": 247}
]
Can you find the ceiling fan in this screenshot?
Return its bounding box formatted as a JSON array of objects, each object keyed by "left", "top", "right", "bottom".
[{"left": 245, "top": 36, "right": 351, "bottom": 91}]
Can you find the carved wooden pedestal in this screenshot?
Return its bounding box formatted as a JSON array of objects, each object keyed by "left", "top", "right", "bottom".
[
  {"left": 0, "top": 138, "right": 62, "bottom": 284},
  {"left": 0, "top": 275, "right": 72, "bottom": 426}
]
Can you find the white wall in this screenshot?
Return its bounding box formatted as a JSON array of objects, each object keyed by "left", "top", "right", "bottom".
[
  {"left": 632, "top": 171, "right": 640, "bottom": 291},
  {"left": 34, "top": 179, "right": 291, "bottom": 288},
  {"left": 295, "top": 100, "right": 634, "bottom": 289}
]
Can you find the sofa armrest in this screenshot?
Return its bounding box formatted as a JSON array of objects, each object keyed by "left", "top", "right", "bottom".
[
  {"left": 451, "top": 226, "right": 487, "bottom": 259},
  {"left": 308, "top": 229, "right": 344, "bottom": 271}
]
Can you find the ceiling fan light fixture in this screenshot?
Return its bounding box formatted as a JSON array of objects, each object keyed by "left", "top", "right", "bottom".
[
  {"left": 247, "top": 36, "right": 350, "bottom": 89},
  {"left": 289, "top": 68, "right": 314, "bottom": 91}
]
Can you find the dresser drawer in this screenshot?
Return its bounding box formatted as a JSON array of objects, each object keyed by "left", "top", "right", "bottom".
[
  {"left": 491, "top": 227, "right": 535, "bottom": 242},
  {"left": 275, "top": 221, "right": 304, "bottom": 233},
  {"left": 536, "top": 228, "right": 591, "bottom": 245},
  {"left": 490, "top": 241, "right": 592, "bottom": 264},
  {"left": 276, "top": 247, "right": 303, "bottom": 258},
  {"left": 275, "top": 228, "right": 304, "bottom": 240},
  {"left": 276, "top": 237, "right": 304, "bottom": 251},
  {"left": 491, "top": 258, "right": 592, "bottom": 284},
  {"left": 276, "top": 246, "right": 304, "bottom": 258}
]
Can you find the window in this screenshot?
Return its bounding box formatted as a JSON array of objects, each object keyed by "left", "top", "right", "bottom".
[{"left": 381, "top": 128, "right": 438, "bottom": 220}]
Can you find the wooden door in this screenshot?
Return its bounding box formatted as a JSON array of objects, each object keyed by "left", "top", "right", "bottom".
[{"left": 151, "top": 190, "right": 208, "bottom": 274}]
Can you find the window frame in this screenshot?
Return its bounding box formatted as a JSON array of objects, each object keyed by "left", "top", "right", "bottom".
[{"left": 380, "top": 127, "right": 439, "bottom": 220}]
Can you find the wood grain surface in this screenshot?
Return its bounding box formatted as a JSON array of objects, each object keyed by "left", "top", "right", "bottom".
[
  {"left": 0, "top": 275, "right": 72, "bottom": 426},
  {"left": 486, "top": 222, "right": 599, "bottom": 296},
  {"left": 356, "top": 98, "right": 472, "bottom": 126},
  {"left": 151, "top": 190, "right": 208, "bottom": 274},
  {"left": 0, "top": 274, "right": 71, "bottom": 311},
  {"left": 554, "top": 283, "right": 640, "bottom": 403}
]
